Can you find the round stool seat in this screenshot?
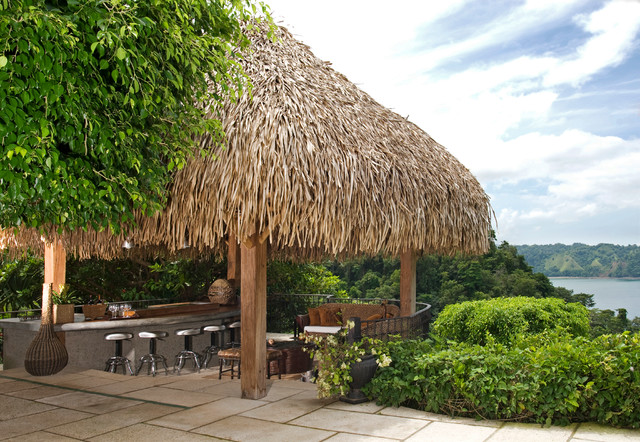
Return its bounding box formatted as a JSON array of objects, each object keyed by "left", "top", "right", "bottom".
[
  {"left": 225, "top": 321, "right": 241, "bottom": 348},
  {"left": 202, "top": 325, "right": 227, "bottom": 369},
  {"left": 175, "top": 328, "right": 202, "bottom": 336},
  {"left": 203, "top": 325, "right": 226, "bottom": 332},
  {"left": 139, "top": 331, "right": 168, "bottom": 339},
  {"left": 218, "top": 347, "right": 241, "bottom": 359},
  {"left": 136, "top": 331, "right": 169, "bottom": 376},
  {"left": 103, "top": 332, "right": 133, "bottom": 375},
  {"left": 174, "top": 328, "right": 203, "bottom": 374},
  {"left": 105, "top": 332, "right": 133, "bottom": 341}
]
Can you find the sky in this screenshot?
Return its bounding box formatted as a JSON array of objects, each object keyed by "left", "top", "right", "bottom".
[{"left": 263, "top": 0, "right": 640, "bottom": 246}]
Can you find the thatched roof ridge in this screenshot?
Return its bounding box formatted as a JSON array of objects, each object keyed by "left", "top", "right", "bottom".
[{"left": 1, "top": 23, "right": 491, "bottom": 260}]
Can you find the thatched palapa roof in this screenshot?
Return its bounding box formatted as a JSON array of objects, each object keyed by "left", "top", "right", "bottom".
[{"left": 1, "top": 23, "right": 492, "bottom": 260}]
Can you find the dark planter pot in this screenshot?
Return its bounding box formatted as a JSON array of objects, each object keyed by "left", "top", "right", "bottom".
[{"left": 340, "top": 354, "right": 378, "bottom": 404}]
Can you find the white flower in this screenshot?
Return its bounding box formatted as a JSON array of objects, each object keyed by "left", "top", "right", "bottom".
[{"left": 377, "top": 354, "right": 392, "bottom": 368}]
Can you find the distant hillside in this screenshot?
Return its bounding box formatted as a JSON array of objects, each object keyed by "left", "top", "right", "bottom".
[{"left": 515, "top": 243, "right": 640, "bottom": 277}]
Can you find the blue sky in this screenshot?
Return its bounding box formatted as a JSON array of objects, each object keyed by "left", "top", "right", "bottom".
[{"left": 265, "top": 0, "right": 640, "bottom": 246}]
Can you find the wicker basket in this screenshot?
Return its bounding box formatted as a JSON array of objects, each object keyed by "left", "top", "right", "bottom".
[
  {"left": 83, "top": 304, "right": 107, "bottom": 320},
  {"left": 208, "top": 279, "right": 236, "bottom": 305},
  {"left": 53, "top": 304, "right": 75, "bottom": 324}
]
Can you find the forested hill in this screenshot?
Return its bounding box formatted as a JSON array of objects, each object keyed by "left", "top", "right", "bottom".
[{"left": 515, "top": 244, "right": 640, "bottom": 277}]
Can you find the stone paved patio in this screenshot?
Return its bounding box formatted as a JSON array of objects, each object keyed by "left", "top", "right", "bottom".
[{"left": 1, "top": 366, "right": 639, "bottom": 441}]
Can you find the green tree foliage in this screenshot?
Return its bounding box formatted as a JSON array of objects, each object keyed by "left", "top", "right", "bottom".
[
  {"left": 517, "top": 243, "right": 640, "bottom": 277},
  {"left": 432, "top": 297, "right": 590, "bottom": 345},
  {"left": 0, "top": 251, "right": 43, "bottom": 312},
  {"left": 266, "top": 261, "right": 345, "bottom": 296},
  {"left": 0, "top": 253, "right": 228, "bottom": 307},
  {"left": 328, "top": 238, "right": 565, "bottom": 315},
  {"left": 0, "top": 0, "right": 270, "bottom": 233}
]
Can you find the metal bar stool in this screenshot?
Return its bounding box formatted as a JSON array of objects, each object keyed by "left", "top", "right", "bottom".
[
  {"left": 104, "top": 332, "right": 134, "bottom": 375},
  {"left": 225, "top": 320, "right": 241, "bottom": 348},
  {"left": 202, "top": 324, "right": 226, "bottom": 369},
  {"left": 174, "top": 328, "right": 203, "bottom": 374},
  {"left": 136, "top": 331, "right": 169, "bottom": 376}
]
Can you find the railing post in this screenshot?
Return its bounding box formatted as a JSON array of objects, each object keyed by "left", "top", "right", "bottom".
[{"left": 347, "top": 317, "right": 362, "bottom": 344}]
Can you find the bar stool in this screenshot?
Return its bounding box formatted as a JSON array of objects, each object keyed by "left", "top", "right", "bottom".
[
  {"left": 202, "top": 324, "right": 226, "bottom": 369},
  {"left": 104, "top": 332, "right": 134, "bottom": 375},
  {"left": 136, "top": 331, "right": 169, "bottom": 376},
  {"left": 217, "top": 347, "right": 283, "bottom": 380},
  {"left": 174, "top": 328, "right": 203, "bottom": 374},
  {"left": 225, "top": 320, "right": 241, "bottom": 348}
]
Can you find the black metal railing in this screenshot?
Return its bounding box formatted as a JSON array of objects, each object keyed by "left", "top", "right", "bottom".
[
  {"left": 359, "top": 302, "right": 432, "bottom": 341},
  {"left": 267, "top": 294, "right": 431, "bottom": 340}
]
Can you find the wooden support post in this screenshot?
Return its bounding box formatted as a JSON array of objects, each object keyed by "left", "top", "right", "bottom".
[
  {"left": 44, "top": 239, "right": 66, "bottom": 343},
  {"left": 227, "top": 233, "right": 242, "bottom": 289},
  {"left": 240, "top": 233, "right": 267, "bottom": 400},
  {"left": 44, "top": 239, "right": 66, "bottom": 291},
  {"left": 400, "top": 250, "right": 416, "bottom": 317}
]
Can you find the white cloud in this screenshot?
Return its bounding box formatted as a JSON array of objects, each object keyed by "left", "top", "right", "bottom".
[
  {"left": 544, "top": 0, "right": 640, "bottom": 86},
  {"left": 263, "top": 0, "right": 640, "bottom": 244}
]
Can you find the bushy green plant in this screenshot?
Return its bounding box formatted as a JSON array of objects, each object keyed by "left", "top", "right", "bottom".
[
  {"left": 433, "top": 296, "right": 590, "bottom": 345},
  {"left": 365, "top": 331, "right": 640, "bottom": 428}
]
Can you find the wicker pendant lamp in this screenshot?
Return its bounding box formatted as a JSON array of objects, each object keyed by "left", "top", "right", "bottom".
[{"left": 24, "top": 283, "right": 68, "bottom": 376}]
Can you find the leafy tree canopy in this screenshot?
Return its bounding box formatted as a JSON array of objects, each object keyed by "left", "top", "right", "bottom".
[{"left": 0, "top": 0, "right": 270, "bottom": 233}]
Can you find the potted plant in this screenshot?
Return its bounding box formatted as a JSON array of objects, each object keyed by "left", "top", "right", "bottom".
[
  {"left": 304, "top": 319, "right": 392, "bottom": 403},
  {"left": 52, "top": 284, "right": 81, "bottom": 324}
]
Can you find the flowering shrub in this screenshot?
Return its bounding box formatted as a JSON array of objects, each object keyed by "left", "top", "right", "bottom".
[{"left": 304, "top": 320, "right": 392, "bottom": 398}]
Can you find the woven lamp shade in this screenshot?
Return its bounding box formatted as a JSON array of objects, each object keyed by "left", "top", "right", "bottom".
[
  {"left": 208, "top": 279, "right": 235, "bottom": 305},
  {"left": 24, "top": 283, "right": 68, "bottom": 376}
]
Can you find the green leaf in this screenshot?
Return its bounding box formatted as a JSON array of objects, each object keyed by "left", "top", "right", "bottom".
[
  {"left": 116, "top": 47, "right": 126, "bottom": 60},
  {"left": 0, "top": 55, "right": 7, "bottom": 68}
]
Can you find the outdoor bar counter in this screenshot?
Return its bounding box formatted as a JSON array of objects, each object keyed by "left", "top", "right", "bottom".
[{"left": 0, "top": 302, "right": 240, "bottom": 371}]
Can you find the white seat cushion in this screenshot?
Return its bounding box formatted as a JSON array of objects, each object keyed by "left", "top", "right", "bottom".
[{"left": 304, "top": 325, "right": 342, "bottom": 334}]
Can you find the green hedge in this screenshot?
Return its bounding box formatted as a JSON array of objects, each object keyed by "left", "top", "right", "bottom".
[
  {"left": 432, "top": 296, "right": 590, "bottom": 345},
  {"left": 365, "top": 331, "right": 640, "bottom": 428}
]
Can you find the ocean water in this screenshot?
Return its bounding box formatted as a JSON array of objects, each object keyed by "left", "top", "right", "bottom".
[{"left": 550, "top": 278, "right": 640, "bottom": 319}]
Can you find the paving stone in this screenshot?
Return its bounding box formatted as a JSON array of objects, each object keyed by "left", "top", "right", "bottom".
[
  {"left": 47, "top": 402, "right": 178, "bottom": 439},
  {"left": 0, "top": 380, "right": 39, "bottom": 394},
  {"left": 87, "top": 423, "right": 222, "bottom": 442},
  {"left": 0, "top": 394, "right": 56, "bottom": 421},
  {"left": 149, "top": 397, "right": 266, "bottom": 431},
  {"left": 573, "top": 423, "right": 640, "bottom": 441},
  {"left": 6, "top": 385, "right": 70, "bottom": 400},
  {"left": 487, "top": 422, "right": 576, "bottom": 442},
  {"left": 290, "top": 408, "right": 429, "bottom": 439},
  {"left": 0, "top": 408, "right": 90, "bottom": 440},
  {"left": 327, "top": 400, "right": 387, "bottom": 414},
  {"left": 37, "top": 390, "right": 142, "bottom": 414},
  {"left": 240, "top": 390, "right": 329, "bottom": 423},
  {"left": 123, "top": 386, "right": 219, "bottom": 407},
  {"left": 7, "top": 431, "right": 79, "bottom": 442},
  {"left": 193, "top": 415, "right": 334, "bottom": 441},
  {"left": 324, "top": 434, "right": 398, "bottom": 442},
  {"left": 407, "top": 421, "right": 497, "bottom": 442},
  {"left": 379, "top": 406, "right": 503, "bottom": 427}
]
